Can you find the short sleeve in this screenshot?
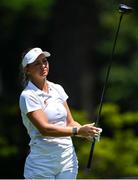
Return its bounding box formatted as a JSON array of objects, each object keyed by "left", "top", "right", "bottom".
[{"left": 19, "top": 92, "right": 42, "bottom": 115}]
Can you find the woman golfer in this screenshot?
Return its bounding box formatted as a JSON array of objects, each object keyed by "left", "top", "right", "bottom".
[{"left": 19, "top": 47, "right": 102, "bottom": 179}]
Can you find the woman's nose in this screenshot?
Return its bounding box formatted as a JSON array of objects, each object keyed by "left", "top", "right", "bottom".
[
  {"left": 41, "top": 61, "right": 48, "bottom": 68},
  {"left": 42, "top": 63, "right": 45, "bottom": 67}
]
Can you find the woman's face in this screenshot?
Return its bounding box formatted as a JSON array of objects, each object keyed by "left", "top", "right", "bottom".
[{"left": 25, "top": 54, "right": 49, "bottom": 80}]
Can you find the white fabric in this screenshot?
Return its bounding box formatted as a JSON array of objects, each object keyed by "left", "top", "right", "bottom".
[
  {"left": 24, "top": 143, "right": 78, "bottom": 179},
  {"left": 19, "top": 80, "right": 78, "bottom": 178},
  {"left": 22, "top": 47, "right": 50, "bottom": 67}
]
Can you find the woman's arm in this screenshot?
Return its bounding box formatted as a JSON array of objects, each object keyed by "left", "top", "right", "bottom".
[
  {"left": 27, "top": 109, "right": 74, "bottom": 137},
  {"left": 27, "top": 103, "right": 101, "bottom": 138},
  {"left": 64, "top": 101, "right": 101, "bottom": 139},
  {"left": 63, "top": 101, "right": 82, "bottom": 128}
]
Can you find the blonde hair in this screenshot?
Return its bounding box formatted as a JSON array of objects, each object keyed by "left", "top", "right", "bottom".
[{"left": 20, "top": 48, "right": 32, "bottom": 87}]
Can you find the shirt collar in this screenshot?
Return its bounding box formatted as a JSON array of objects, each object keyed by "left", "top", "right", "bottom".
[{"left": 27, "top": 80, "right": 51, "bottom": 96}]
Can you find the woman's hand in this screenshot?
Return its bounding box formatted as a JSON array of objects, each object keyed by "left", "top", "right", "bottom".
[{"left": 77, "top": 123, "right": 102, "bottom": 140}]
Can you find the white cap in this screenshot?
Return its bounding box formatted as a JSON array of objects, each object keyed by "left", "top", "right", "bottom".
[{"left": 22, "top": 47, "right": 51, "bottom": 68}]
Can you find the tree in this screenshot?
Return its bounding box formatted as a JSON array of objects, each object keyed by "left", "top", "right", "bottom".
[
  {"left": 0, "top": 0, "right": 137, "bottom": 178},
  {"left": 72, "top": 104, "right": 138, "bottom": 179}
]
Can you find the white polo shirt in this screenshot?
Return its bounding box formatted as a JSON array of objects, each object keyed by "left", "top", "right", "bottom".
[
  {"left": 20, "top": 81, "right": 78, "bottom": 178},
  {"left": 19, "top": 80, "right": 73, "bottom": 147}
]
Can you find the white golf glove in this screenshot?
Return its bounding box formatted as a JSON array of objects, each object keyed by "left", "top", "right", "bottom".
[
  {"left": 94, "top": 127, "right": 102, "bottom": 141},
  {"left": 87, "top": 127, "right": 103, "bottom": 142}
]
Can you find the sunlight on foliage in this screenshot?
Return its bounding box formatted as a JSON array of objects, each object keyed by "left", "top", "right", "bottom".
[
  {"left": 0, "top": 0, "right": 56, "bottom": 17},
  {"left": 72, "top": 105, "right": 138, "bottom": 179},
  {"left": 0, "top": 0, "right": 56, "bottom": 10}
]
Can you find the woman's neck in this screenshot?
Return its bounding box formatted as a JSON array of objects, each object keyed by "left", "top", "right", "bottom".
[{"left": 31, "top": 78, "right": 49, "bottom": 92}]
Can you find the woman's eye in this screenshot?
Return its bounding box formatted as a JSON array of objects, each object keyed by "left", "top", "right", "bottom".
[
  {"left": 34, "top": 62, "right": 40, "bottom": 66},
  {"left": 43, "top": 59, "right": 48, "bottom": 64},
  {"left": 33, "top": 58, "right": 48, "bottom": 66}
]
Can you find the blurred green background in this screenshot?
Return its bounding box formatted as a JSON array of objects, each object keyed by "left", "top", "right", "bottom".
[{"left": 0, "top": 0, "right": 138, "bottom": 179}]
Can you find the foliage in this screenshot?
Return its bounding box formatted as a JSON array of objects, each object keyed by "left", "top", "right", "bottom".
[
  {"left": 0, "top": 103, "right": 21, "bottom": 157},
  {"left": 0, "top": 0, "right": 137, "bottom": 178},
  {"left": 97, "top": 1, "right": 138, "bottom": 111},
  {"left": 0, "top": 136, "right": 18, "bottom": 157},
  {"left": 1, "top": 103, "right": 138, "bottom": 179},
  {"left": 71, "top": 104, "right": 138, "bottom": 179},
  {"left": 0, "top": 0, "right": 56, "bottom": 17}
]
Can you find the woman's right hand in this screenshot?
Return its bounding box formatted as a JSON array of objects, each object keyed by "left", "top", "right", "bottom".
[{"left": 77, "top": 123, "right": 102, "bottom": 138}]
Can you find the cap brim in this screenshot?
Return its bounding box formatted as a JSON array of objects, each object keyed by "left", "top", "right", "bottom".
[
  {"left": 26, "top": 51, "right": 51, "bottom": 65},
  {"left": 43, "top": 51, "right": 51, "bottom": 57}
]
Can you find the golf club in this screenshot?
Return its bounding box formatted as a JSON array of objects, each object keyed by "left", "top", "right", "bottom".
[
  {"left": 87, "top": 3, "right": 133, "bottom": 169},
  {"left": 119, "top": 4, "right": 133, "bottom": 13}
]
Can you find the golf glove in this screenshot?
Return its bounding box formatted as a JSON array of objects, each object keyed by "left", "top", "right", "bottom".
[{"left": 87, "top": 127, "right": 102, "bottom": 142}]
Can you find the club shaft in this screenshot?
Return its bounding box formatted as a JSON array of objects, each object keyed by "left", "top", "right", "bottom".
[
  {"left": 87, "top": 13, "right": 123, "bottom": 169},
  {"left": 96, "top": 13, "right": 123, "bottom": 126}
]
